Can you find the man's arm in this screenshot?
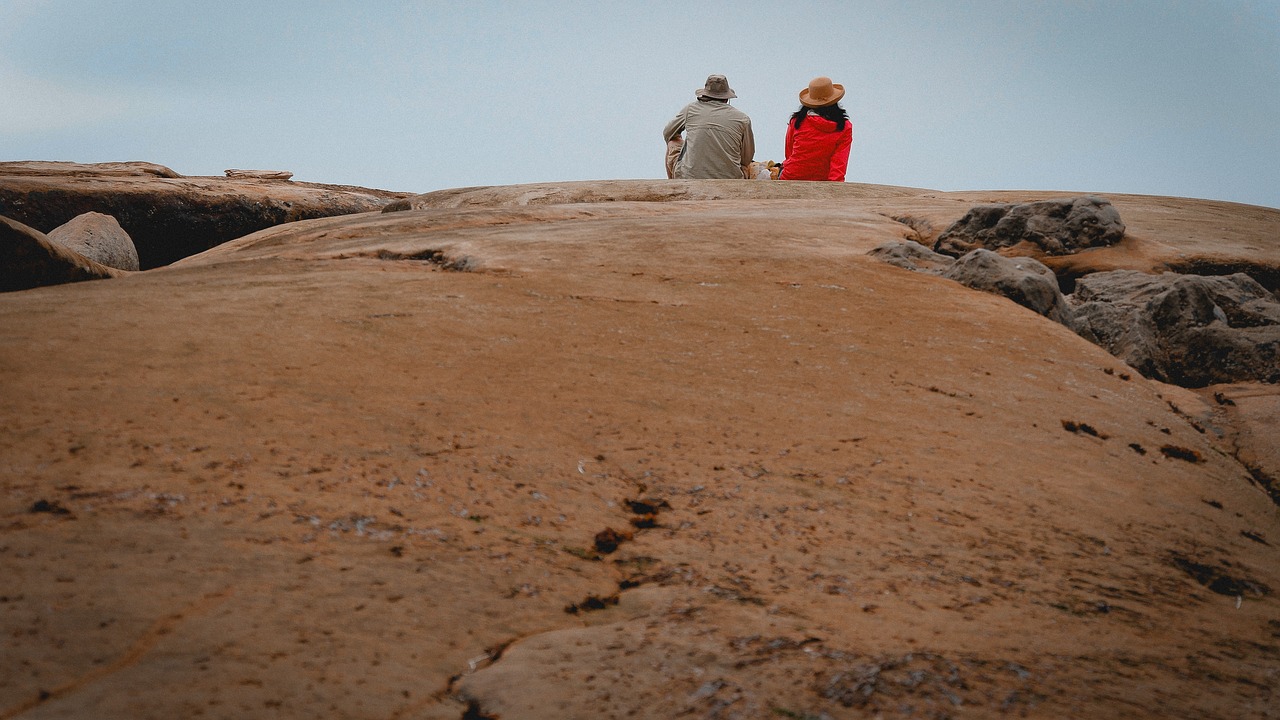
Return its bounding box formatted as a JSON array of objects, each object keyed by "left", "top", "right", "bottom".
[
  {"left": 739, "top": 119, "right": 756, "bottom": 178},
  {"left": 663, "top": 108, "right": 687, "bottom": 143}
]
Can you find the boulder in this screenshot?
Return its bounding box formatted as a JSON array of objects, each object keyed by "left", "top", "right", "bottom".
[
  {"left": 867, "top": 240, "right": 955, "bottom": 274},
  {"left": 1070, "top": 270, "right": 1280, "bottom": 386},
  {"left": 47, "top": 212, "right": 139, "bottom": 271},
  {"left": 935, "top": 196, "right": 1126, "bottom": 257},
  {"left": 942, "top": 249, "right": 1077, "bottom": 328},
  {"left": 1, "top": 215, "right": 123, "bottom": 292}
]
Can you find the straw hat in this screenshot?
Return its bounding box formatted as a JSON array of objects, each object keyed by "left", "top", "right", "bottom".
[
  {"left": 799, "top": 76, "right": 845, "bottom": 108},
  {"left": 696, "top": 74, "right": 737, "bottom": 100}
]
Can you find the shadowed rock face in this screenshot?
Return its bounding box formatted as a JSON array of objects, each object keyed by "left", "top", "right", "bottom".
[
  {"left": 934, "top": 196, "right": 1126, "bottom": 257},
  {"left": 0, "top": 161, "right": 408, "bottom": 269},
  {"left": 0, "top": 215, "right": 123, "bottom": 292}
]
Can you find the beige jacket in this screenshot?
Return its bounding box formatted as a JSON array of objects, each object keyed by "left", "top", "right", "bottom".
[{"left": 663, "top": 100, "right": 755, "bottom": 180}]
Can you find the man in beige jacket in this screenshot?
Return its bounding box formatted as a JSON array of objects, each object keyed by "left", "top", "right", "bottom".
[{"left": 664, "top": 74, "right": 755, "bottom": 180}]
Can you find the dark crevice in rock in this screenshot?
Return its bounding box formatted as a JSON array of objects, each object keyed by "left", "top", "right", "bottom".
[
  {"left": 1159, "top": 445, "right": 1204, "bottom": 463},
  {"left": 564, "top": 593, "right": 620, "bottom": 614},
  {"left": 881, "top": 213, "right": 937, "bottom": 245},
  {"left": 1061, "top": 420, "right": 1108, "bottom": 439},
  {"left": 460, "top": 699, "right": 499, "bottom": 720},
  {"left": 592, "top": 527, "right": 632, "bottom": 554},
  {"left": 1241, "top": 530, "right": 1270, "bottom": 546},
  {"left": 374, "top": 248, "right": 477, "bottom": 272},
  {"left": 1243, "top": 463, "right": 1280, "bottom": 508},
  {"left": 1164, "top": 258, "right": 1280, "bottom": 295},
  {"left": 1169, "top": 553, "right": 1271, "bottom": 598}
]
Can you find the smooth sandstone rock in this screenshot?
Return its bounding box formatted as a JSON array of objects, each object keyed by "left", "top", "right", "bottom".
[
  {"left": 224, "top": 169, "right": 294, "bottom": 180},
  {"left": 1, "top": 179, "right": 1278, "bottom": 719},
  {"left": 47, "top": 211, "right": 139, "bottom": 271}
]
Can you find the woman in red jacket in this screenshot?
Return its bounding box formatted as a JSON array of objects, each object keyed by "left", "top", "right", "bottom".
[{"left": 780, "top": 77, "right": 853, "bottom": 182}]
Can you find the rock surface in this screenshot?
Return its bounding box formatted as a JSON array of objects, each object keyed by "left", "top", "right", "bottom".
[
  {"left": 934, "top": 195, "right": 1126, "bottom": 257},
  {"left": 1, "top": 178, "right": 1278, "bottom": 719},
  {"left": 46, "top": 211, "right": 140, "bottom": 271},
  {"left": 1071, "top": 270, "right": 1280, "bottom": 386},
  {"left": 0, "top": 161, "right": 408, "bottom": 269}
]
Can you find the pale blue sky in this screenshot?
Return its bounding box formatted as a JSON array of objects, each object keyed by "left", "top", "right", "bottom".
[{"left": 2, "top": 0, "right": 1277, "bottom": 208}]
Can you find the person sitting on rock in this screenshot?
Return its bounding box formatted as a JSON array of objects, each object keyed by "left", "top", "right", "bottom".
[
  {"left": 779, "top": 76, "right": 853, "bottom": 182},
  {"left": 663, "top": 74, "right": 756, "bottom": 180}
]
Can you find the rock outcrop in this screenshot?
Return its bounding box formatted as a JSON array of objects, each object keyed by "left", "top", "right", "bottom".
[
  {"left": 0, "top": 161, "right": 408, "bottom": 269},
  {"left": 46, "top": 212, "right": 139, "bottom": 271},
  {"left": 934, "top": 195, "right": 1126, "bottom": 257},
  {"left": 224, "top": 169, "right": 294, "bottom": 180},
  {"left": 1070, "top": 270, "right": 1280, "bottom": 386},
  {"left": 1, "top": 215, "right": 124, "bottom": 292},
  {"left": 875, "top": 201, "right": 1280, "bottom": 388}
]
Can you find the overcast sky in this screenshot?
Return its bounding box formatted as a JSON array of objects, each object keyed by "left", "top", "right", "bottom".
[{"left": 2, "top": 1, "right": 1277, "bottom": 208}]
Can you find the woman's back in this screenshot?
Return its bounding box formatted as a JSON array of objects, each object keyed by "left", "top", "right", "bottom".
[
  {"left": 781, "top": 112, "right": 853, "bottom": 181},
  {"left": 780, "top": 77, "right": 853, "bottom": 182}
]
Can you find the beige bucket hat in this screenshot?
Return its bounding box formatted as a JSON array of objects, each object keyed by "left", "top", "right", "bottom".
[
  {"left": 696, "top": 74, "right": 737, "bottom": 100},
  {"left": 799, "top": 76, "right": 845, "bottom": 108}
]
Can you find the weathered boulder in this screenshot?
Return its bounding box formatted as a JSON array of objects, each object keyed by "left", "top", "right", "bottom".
[
  {"left": 867, "top": 243, "right": 1076, "bottom": 328},
  {"left": 47, "top": 212, "right": 139, "bottom": 271},
  {"left": 0, "top": 161, "right": 408, "bottom": 269},
  {"left": 942, "top": 249, "right": 1077, "bottom": 327},
  {"left": 1070, "top": 270, "right": 1280, "bottom": 386},
  {"left": 935, "top": 196, "right": 1126, "bottom": 257},
  {"left": 867, "top": 240, "right": 955, "bottom": 274},
  {"left": 1, "top": 215, "right": 124, "bottom": 292}
]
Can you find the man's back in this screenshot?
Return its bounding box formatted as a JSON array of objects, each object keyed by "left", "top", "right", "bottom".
[
  {"left": 665, "top": 101, "right": 754, "bottom": 180},
  {"left": 663, "top": 74, "right": 755, "bottom": 180}
]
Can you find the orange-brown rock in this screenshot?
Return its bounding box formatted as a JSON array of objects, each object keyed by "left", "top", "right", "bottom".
[
  {"left": 0, "top": 161, "right": 409, "bottom": 270},
  {"left": 1, "top": 179, "right": 1277, "bottom": 719}
]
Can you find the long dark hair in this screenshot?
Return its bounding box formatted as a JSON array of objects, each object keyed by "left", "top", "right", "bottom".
[{"left": 791, "top": 103, "right": 848, "bottom": 132}]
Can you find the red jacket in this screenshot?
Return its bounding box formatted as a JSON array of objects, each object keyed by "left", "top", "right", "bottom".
[{"left": 781, "top": 114, "right": 853, "bottom": 181}]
